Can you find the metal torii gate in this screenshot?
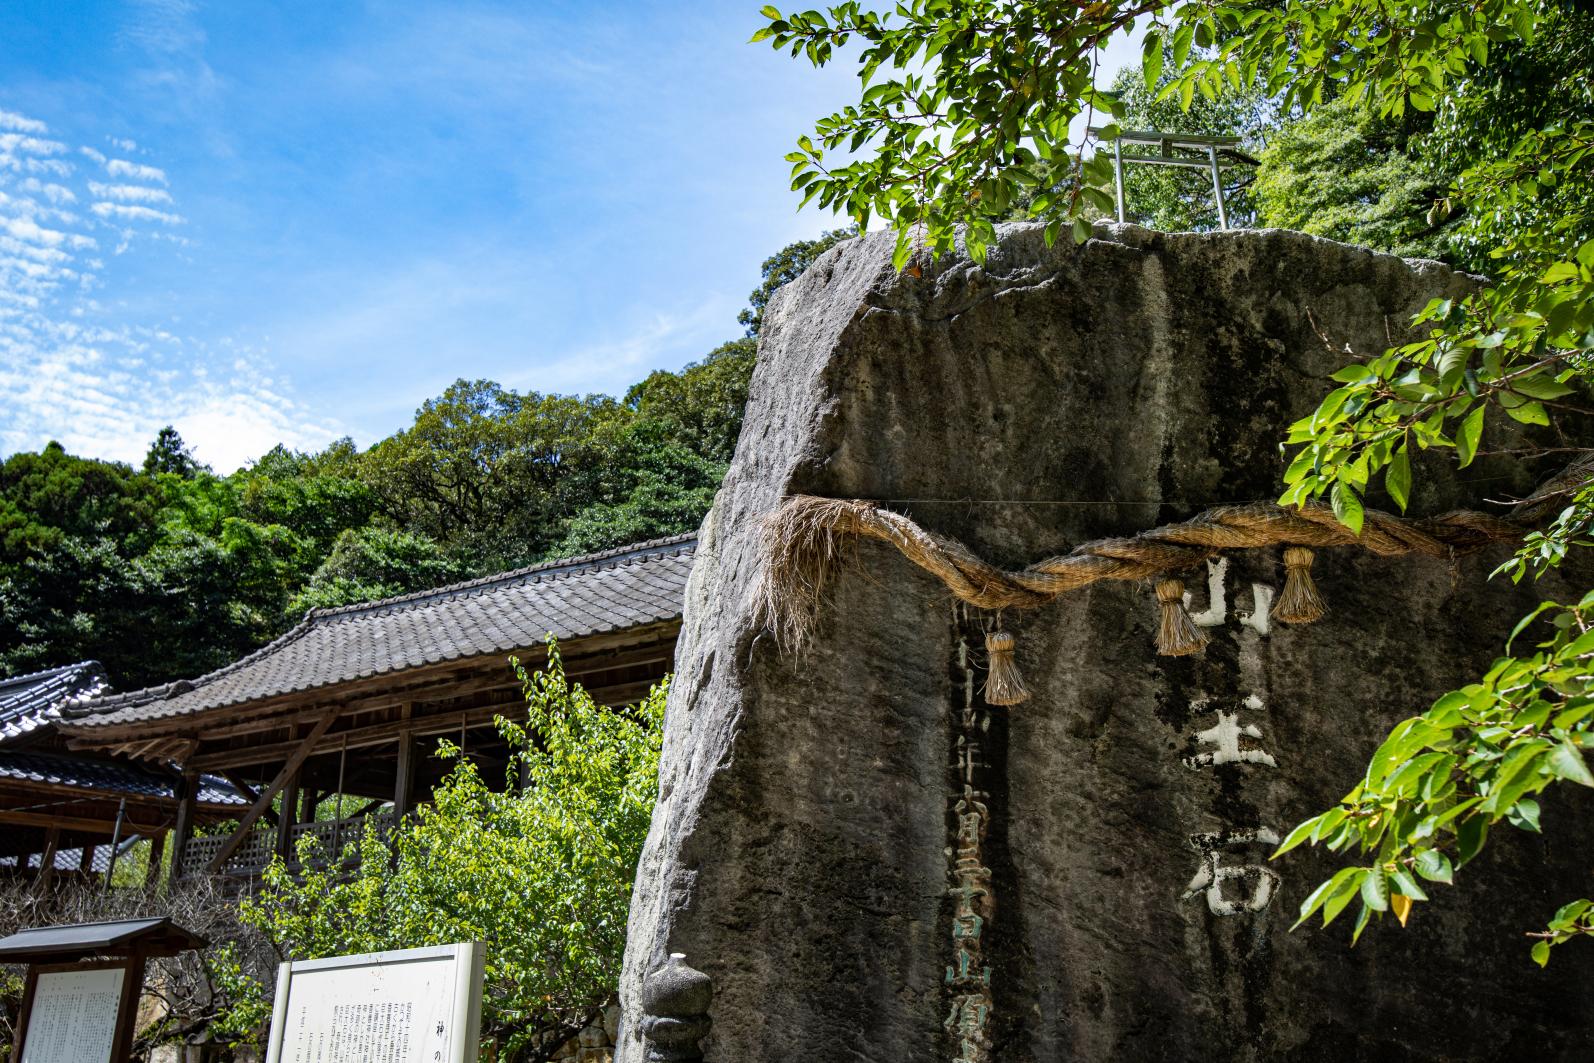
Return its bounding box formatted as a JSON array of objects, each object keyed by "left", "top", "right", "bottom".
[{"left": 1088, "top": 127, "right": 1259, "bottom": 230}]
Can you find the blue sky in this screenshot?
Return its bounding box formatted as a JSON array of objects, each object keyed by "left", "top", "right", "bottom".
[{"left": 0, "top": 1, "right": 1137, "bottom": 471}]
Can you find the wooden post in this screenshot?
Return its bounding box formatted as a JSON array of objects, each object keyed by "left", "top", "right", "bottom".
[
  {"left": 393, "top": 730, "right": 417, "bottom": 820},
  {"left": 276, "top": 767, "right": 301, "bottom": 861},
  {"left": 34, "top": 826, "right": 60, "bottom": 893},
  {"left": 113, "top": 950, "right": 146, "bottom": 1063},
  {"left": 145, "top": 832, "right": 167, "bottom": 888},
  {"left": 169, "top": 770, "right": 199, "bottom": 889},
  {"left": 78, "top": 842, "right": 96, "bottom": 874}
]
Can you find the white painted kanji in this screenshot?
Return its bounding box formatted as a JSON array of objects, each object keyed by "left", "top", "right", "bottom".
[
  {"left": 1182, "top": 558, "right": 1276, "bottom": 635},
  {"left": 1184, "top": 694, "right": 1277, "bottom": 769},
  {"left": 1182, "top": 827, "right": 1282, "bottom": 915}
]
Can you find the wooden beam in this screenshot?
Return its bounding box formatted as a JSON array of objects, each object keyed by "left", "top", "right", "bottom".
[
  {"left": 189, "top": 666, "right": 667, "bottom": 775},
  {"left": 63, "top": 622, "right": 681, "bottom": 748},
  {"left": 189, "top": 698, "right": 528, "bottom": 772},
  {"left": 221, "top": 771, "right": 276, "bottom": 825},
  {"left": 204, "top": 712, "right": 337, "bottom": 875},
  {"left": 0, "top": 808, "right": 156, "bottom": 835}
]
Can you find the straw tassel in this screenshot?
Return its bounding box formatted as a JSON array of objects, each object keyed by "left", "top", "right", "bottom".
[
  {"left": 1271, "top": 546, "right": 1327, "bottom": 624},
  {"left": 1155, "top": 579, "right": 1209, "bottom": 656},
  {"left": 983, "top": 630, "right": 1030, "bottom": 706}
]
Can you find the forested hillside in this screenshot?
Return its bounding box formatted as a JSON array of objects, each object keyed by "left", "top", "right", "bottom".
[{"left": 0, "top": 232, "right": 852, "bottom": 689}]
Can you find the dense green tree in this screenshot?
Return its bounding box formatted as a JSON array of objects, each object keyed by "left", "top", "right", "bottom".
[
  {"left": 287, "top": 527, "right": 467, "bottom": 616},
  {"left": 0, "top": 443, "right": 159, "bottom": 558},
  {"left": 1252, "top": 98, "right": 1453, "bottom": 260},
  {"left": 762, "top": 0, "right": 1594, "bottom": 958},
  {"left": 359, "top": 380, "right": 627, "bottom": 571},
  {"left": 142, "top": 426, "right": 205, "bottom": 479}
]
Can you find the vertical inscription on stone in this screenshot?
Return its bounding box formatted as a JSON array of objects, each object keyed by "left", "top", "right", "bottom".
[{"left": 945, "top": 633, "right": 995, "bottom": 1063}]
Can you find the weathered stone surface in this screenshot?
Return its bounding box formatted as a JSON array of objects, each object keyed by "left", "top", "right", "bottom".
[{"left": 618, "top": 224, "right": 1594, "bottom": 1062}]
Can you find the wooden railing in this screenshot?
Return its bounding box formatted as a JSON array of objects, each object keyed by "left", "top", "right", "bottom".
[{"left": 179, "top": 810, "right": 394, "bottom": 882}]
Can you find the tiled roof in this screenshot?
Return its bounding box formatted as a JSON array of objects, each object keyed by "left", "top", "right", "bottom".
[
  {"left": 0, "top": 661, "right": 109, "bottom": 743},
  {"left": 63, "top": 535, "right": 695, "bottom": 730},
  {"left": 0, "top": 748, "right": 247, "bottom": 805}
]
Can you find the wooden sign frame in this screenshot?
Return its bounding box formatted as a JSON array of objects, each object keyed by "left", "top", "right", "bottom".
[
  {"left": 12, "top": 955, "right": 145, "bottom": 1063},
  {"left": 264, "top": 941, "right": 485, "bottom": 1063}
]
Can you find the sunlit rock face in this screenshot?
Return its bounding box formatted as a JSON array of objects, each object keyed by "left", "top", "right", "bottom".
[{"left": 617, "top": 223, "right": 1594, "bottom": 1063}]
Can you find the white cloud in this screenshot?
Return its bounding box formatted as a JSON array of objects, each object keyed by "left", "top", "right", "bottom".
[
  {"left": 105, "top": 158, "right": 168, "bottom": 183},
  {"left": 19, "top": 178, "right": 77, "bottom": 205},
  {"left": 90, "top": 202, "right": 184, "bottom": 224},
  {"left": 109, "top": 137, "right": 139, "bottom": 152},
  {"left": 0, "top": 104, "right": 341, "bottom": 472},
  {"left": 87, "top": 181, "right": 171, "bottom": 204},
  {"left": 0, "top": 110, "right": 48, "bottom": 134},
  {"left": 0, "top": 133, "right": 67, "bottom": 156}
]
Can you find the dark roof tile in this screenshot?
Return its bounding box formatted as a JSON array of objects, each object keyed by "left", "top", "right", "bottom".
[
  {"left": 63, "top": 535, "right": 694, "bottom": 729},
  {"left": 0, "top": 662, "right": 109, "bottom": 744}
]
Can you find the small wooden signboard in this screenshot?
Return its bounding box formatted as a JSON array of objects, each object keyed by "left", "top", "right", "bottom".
[
  {"left": 264, "top": 941, "right": 485, "bottom": 1063},
  {"left": 0, "top": 917, "right": 207, "bottom": 1063}
]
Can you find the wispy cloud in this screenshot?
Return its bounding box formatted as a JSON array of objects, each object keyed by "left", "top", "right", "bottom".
[
  {"left": 88, "top": 180, "right": 171, "bottom": 204},
  {"left": 0, "top": 110, "right": 48, "bottom": 134},
  {"left": 90, "top": 202, "right": 183, "bottom": 224},
  {"left": 105, "top": 158, "right": 167, "bottom": 183},
  {"left": 0, "top": 104, "right": 340, "bottom": 471}
]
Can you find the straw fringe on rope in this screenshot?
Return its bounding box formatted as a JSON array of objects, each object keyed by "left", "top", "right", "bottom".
[{"left": 756, "top": 495, "right": 1525, "bottom": 655}]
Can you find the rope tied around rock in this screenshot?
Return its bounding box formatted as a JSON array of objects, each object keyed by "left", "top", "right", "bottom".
[{"left": 755, "top": 495, "right": 1527, "bottom": 686}]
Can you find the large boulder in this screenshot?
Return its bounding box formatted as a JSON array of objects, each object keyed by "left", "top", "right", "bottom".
[{"left": 618, "top": 224, "right": 1594, "bottom": 1062}]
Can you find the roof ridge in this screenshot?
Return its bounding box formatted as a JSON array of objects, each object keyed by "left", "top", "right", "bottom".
[
  {"left": 305, "top": 532, "right": 698, "bottom": 621},
  {"left": 0, "top": 660, "right": 104, "bottom": 692}
]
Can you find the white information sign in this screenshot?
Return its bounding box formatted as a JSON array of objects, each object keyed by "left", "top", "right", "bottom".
[
  {"left": 265, "top": 942, "right": 484, "bottom": 1063},
  {"left": 21, "top": 967, "right": 125, "bottom": 1063}
]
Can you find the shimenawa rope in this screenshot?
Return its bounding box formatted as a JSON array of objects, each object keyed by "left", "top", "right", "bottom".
[{"left": 756, "top": 495, "right": 1526, "bottom": 697}]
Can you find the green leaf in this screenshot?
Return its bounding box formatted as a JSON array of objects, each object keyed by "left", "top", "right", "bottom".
[
  {"left": 1273, "top": 815, "right": 1323, "bottom": 859},
  {"left": 1503, "top": 400, "right": 1550, "bottom": 427},
  {"left": 1331, "top": 483, "right": 1365, "bottom": 536},
  {"left": 1508, "top": 797, "right": 1542, "bottom": 833},
  {"left": 1455, "top": 406, "right": 1484, "bottom": 468},
  {"left": 1142, "top": 32, "right": 1164, "bottom": 90},
  {"left": 1330, "top": 363, "right": 1375, "bottom": 383},
  {"left": 1532, "top": 940, "right": 1552, "bottom": 967},
  {"left": 1549, "top": 740, "right": 1594, "bottom": 787},
  {"left": 1071, "top": 216, "right": 1092, "bottom": 244},
  {"left": 1296, "top": 866, "right": 1362, "bottom": 928},
  {"left": 1457, "top": 815, "right": 1489, "bottom": 867},
  {"left": 1414, "top": 849, "right": 1453, "bottom": 884},
  {"left": 1361, "top": 868, "right": 1390, "bottom": 912},
  {"left": 1389, "top": 866, "right": 1429, "bottom": 901},
  {"left": 1386, "top": 446, "right": 1411, "bottom": 512}
]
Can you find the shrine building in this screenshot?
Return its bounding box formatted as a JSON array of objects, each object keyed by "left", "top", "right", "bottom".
[{"left": 46, "top": 534, "right": 694, "bottom": 888}]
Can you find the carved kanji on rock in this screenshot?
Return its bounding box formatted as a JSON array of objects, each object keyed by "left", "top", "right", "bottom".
[
  {"left": 1185, "top": 695, "right": 1278, "bottom": 769},
  {"left": 1182, "top": 828, "right": 1283, "bottom": 916},
  {"left": 1184, "top": 558, "right": 1277, "bottom": 635}
]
